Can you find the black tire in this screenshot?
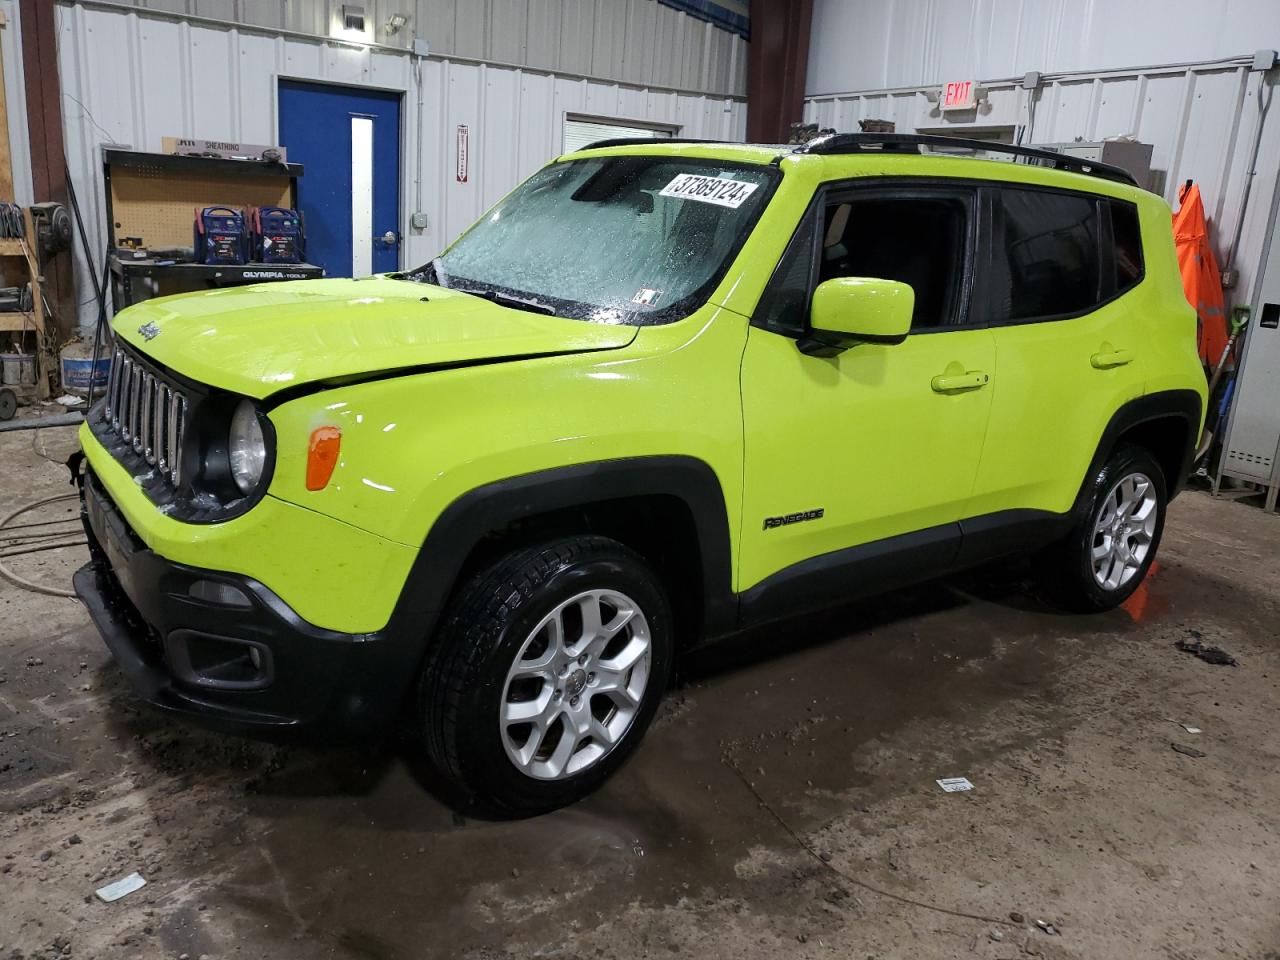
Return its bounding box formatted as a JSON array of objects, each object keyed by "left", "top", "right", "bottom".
[
  {"left": 416, "top": 536, "right": 673, "bottom": 818},
  {"left": 0, "top": 387, "right": 16, "bottom": 421},
  {"left": 1040, "top": 445, "right": 1167, "bottom": 612}
]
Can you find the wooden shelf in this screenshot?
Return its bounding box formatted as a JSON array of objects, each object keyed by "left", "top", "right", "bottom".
[
  {"left": 0, "top": 237, "right": 26, "bottom": 257},
  {"left": 0, "top": 310, "right": 37, "bottom": 332},
  {"left": 102, "top": 148, "right": 303, "bottom": 179}
]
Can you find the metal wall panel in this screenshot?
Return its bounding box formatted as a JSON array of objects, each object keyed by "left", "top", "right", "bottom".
[
  {"left": 82, "top": 0, "right": 748, "bottom": 95},
  {"left": 0, "top": 0, "right": 35, "bottom": 205},
  {"left": 56, "top": 1, "right": 745, "bottom": 331},
  {"left": 804, "top": 0, "right": 1280, "bottom": 318},
  {"left": 808, "top": 0, "right": 1280, "bottom": 95}
]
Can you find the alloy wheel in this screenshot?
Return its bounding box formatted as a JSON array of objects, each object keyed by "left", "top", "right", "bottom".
[
  {"left": 499, "top": 588, "right": 651, "bottom": 780},
  {"left": 1090, "top": 471, "right": 1158, "bottom": 591}
]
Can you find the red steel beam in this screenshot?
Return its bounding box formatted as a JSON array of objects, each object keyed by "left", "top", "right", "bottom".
[
  {"left": 20, "top": 0, "right": 76, "bottom": 341},
  {"left": 746, "top": 0, "right": 814, "bottom": 143}
]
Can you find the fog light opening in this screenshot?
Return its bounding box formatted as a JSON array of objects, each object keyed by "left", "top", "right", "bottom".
[
  {"left": 188, "top": 579, "right": 253, "bottom": 609},
  {"left": 169, "top": 630, "right": 274, "bottom": 690}
]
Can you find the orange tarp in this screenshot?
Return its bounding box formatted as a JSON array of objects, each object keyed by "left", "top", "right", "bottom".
[{"left": 1172, "top": 182, "right": 1228, "bottom": 365}]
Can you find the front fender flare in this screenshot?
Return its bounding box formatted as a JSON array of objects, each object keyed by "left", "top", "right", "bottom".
[{"left": 384, "top": 455, "right": 737, "bottom": 658}]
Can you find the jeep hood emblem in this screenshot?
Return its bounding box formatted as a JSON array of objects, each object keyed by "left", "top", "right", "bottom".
[{"left": 138, "top": 321, "right": 161, "bottom": 341}]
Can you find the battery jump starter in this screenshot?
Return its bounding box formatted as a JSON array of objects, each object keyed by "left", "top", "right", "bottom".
[
  {"left": 251, "top": 206, "right": 305, "bottom": 264},
  {"left": 193, "top": 206, "right": 250, "bottom": 265}
]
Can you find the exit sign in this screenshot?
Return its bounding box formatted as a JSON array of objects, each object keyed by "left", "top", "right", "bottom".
[{"left": 941, "top": 79, "right": 976, "bottom": 111}]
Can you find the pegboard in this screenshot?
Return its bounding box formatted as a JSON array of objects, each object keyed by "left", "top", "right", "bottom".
[{"left": 104, "top": 152, "right": 299, "bottom": 252}]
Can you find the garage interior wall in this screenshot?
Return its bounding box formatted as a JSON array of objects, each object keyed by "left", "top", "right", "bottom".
[
  {"left": 804, "top": 0, "right": 1280, "bottom": 308},
  {"left": 53, "top": 0, "right": 747, "bottom": 332},
  {"left": 93, "top": 0, "right": 748, "bottom": 95},
  {"left": 0, "top": 0, "right": 34, "bottom": 205}
]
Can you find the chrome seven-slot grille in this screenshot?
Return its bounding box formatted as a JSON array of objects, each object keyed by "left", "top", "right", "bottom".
[{"left": 103, "top": 345, "right": 189, "bottom": 486}]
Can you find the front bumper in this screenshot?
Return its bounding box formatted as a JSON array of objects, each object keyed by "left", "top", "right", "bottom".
[{"left": 75, "top": 468, "right": 415, "bottom": 740}]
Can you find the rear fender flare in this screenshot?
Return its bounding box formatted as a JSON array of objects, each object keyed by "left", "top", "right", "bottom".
[{"left": 1071, "top": 389, "right": 1203, "bottom": 519}]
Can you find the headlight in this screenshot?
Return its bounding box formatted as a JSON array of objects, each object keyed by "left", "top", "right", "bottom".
[{"left": 228, "top": 400, "right": 266, "bottom": 494}]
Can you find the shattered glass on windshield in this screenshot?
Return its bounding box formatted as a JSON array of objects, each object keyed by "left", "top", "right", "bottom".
[{"left": 412, "top": 156, "right": 776, "bottom": 326}]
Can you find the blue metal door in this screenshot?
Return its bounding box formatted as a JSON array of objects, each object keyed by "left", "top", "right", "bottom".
[{"left": 278, "top": 80, "right": 402, "bottom": 277}]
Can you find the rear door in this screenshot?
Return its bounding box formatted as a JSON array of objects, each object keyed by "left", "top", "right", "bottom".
[
  {"left": 737, "top": 181, "right": 996, "bottom": 596},
  {"left": 965, "top": 186, "right": 1147, "bottom": 520}
]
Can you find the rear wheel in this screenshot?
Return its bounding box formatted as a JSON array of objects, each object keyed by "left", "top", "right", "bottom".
[
  {"left": 416, "top": 536, "right": 672, "bottom": 817},
  {"left": 1039, "top": 445, "right": 1167, "bottom": 611}
]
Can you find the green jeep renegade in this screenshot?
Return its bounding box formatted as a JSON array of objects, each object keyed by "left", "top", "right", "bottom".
[{"left": 76, "top": 134, "right": 1207, "bottom": 815}]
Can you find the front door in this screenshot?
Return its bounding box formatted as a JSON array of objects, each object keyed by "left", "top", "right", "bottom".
[
  {"left": 278, "top": 80, "right": 402, "bottom": 277},
  {"left": 738, "top": 183, "right": 996, "bottom": 595}
]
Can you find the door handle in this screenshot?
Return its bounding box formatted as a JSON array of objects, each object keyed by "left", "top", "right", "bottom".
[
  {"left": 378, "top": 231, "right": 399, "bottom": 246},
  {"left": 931, "top": 370, "right": 990, "bottom": 393},
  {"left": 1090, "top": 348, "right": 1134, "bottom": 369}
]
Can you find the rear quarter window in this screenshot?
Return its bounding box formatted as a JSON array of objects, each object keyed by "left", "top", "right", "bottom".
[
  {"left": 989, "top": 187, "right": 1145, "bottom": 324},
  {"left": 1106, "top": 199, "right": 1144, "bottom": 296}
]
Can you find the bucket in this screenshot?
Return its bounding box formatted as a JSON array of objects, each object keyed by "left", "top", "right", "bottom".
[
  {"left": 60, "top": 351, "right": 110, "bottom": 395},
  {"left": 1, "top": 353, "right": 36, "bottom": 386}
]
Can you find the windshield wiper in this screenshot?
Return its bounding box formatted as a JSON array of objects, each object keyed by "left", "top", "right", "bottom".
[{"left": 455, "top": 285, "right": 557, "bottom": 316}]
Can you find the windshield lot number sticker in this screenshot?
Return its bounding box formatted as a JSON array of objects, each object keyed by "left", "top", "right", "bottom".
[
  {"left": 632, "top": 288, "right": 662, "bottom": 307},
  {"left": 660, "top": 174, "right": 759, "bottom": 209}
]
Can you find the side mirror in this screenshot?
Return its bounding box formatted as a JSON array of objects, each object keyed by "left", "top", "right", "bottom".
[{"left": 799, "top": 277, "right": 914, "bottom": 357}]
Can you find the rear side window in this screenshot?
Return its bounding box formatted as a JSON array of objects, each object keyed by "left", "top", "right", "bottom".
[{"left": 992, "top": 188, "right": 1101, "bottom": 322}]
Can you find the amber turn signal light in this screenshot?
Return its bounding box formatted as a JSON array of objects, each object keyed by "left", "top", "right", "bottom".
[{"left": 306, "top": 426, "right": 342, "bottom": 491}]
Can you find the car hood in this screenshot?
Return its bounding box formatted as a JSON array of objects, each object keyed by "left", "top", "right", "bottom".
[{"left": 112, "top": 276, "right": 639, "bottom": 400}]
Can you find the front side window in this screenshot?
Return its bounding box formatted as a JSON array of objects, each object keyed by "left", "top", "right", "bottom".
[
  {"left": 993, "top": 188, "right": 1101, "bottom": 322},
  {"left": 818, "top": 195, "right": 969, "bottom": 330},
  {"left": 418, "top": 156, "right": 776, "bottom": 325},
  {"left": 754, "top": 188, "right": 973, "bottom": 336}
]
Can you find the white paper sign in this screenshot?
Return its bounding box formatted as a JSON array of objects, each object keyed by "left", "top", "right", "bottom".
[
  {"left": 95, "top": 872, "right": 147, "bottom": 902},
  {"left": 659, "top": 173, "right": 759, "bottom": 209},
  {"left": 936, "top": 777, "right": 974, "bottom": 793}
]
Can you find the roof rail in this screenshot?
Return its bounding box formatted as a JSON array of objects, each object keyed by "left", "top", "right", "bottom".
[
  {"left": 794, "top": 133, "right": 1138, "bottom": 186},
  {"left": 576, "top": 136, "right": 725, "bottom": 151}
]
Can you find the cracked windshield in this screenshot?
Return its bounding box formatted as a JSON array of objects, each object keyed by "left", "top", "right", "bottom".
[{"left": 421, "top": 155, "right": 776, "bottom": 324}]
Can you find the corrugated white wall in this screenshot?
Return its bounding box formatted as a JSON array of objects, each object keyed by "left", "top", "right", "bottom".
[
  {"left": 56, "top": 1, "right": 746, "bottom": 331},
  {"left": 0, "top": 0, "right": 34, "bottom": 205},
  {"left": 83, "top": 0, "right": 748, "bottom": 96},
  {"left": 808, "top": 0, "right": 1279, "bottom": 95},
  {"left": 805, "top": 0, "right": 1280, "bottom": 310}
]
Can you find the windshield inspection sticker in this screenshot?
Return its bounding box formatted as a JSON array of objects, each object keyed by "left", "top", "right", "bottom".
[
  {"left": 632, "top": 287, "right": 662, "bottom": 307},
  {"left": 659, "top": 173, "right": 759, "bottom": 209}
]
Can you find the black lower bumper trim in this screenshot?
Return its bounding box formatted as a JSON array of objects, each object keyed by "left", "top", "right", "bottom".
[
  {"left": 74, "top": 468, "right": 417, "bottom": 742},
  {"left": 73, "top": 562, "right": 298, "bottom": 730}
]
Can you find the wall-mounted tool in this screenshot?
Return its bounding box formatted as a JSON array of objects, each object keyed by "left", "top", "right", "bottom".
[{"left": 29, "top": 202, "right": 71, "bottom": 256}]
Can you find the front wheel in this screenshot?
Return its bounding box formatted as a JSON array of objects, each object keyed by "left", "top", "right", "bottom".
[
  {"left": 416, "top": 536, "right": 672, "bottom": 817},
  {"left": 1040, "top": 445, "right": 1167, "bottom": 612}
]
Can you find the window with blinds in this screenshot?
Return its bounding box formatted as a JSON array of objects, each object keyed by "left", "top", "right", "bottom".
[{"left": 562, "top": 117, "right": 675, "bottom": 153}]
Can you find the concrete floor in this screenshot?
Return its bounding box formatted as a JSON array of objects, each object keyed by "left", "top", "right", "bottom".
[{"left": 2, "top": 420, "right": 1279, "bottom": 960}]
